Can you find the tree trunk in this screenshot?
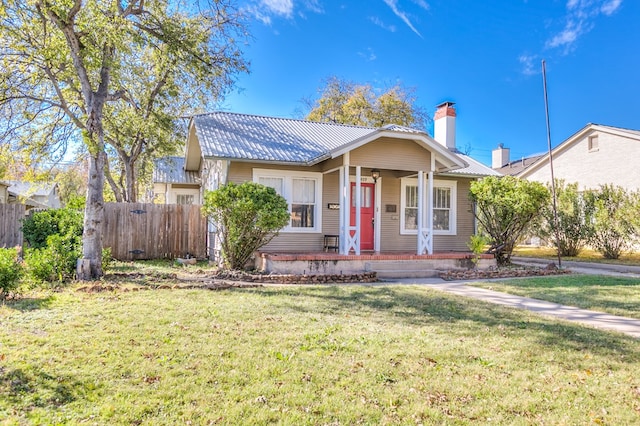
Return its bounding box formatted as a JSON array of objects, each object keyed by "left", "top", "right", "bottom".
[
  {"left": 124, "top": 159, "right": 137, "bottom": 202},
  {"left": 77, "top": 149, "right": 106, "bottom": 280}
]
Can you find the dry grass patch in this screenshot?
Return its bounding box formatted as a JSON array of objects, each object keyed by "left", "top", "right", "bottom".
[{"left": 514, "top": 246, "right": 640, "bottom": 265}]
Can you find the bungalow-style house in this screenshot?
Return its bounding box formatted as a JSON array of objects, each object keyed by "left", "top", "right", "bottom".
[
  {"left": 2, "top": 181, "right": 61, "bottom": 209},
  {"left": 155, "top": 102, "right": 499, "bottom": 270},
  {"left": 493, "top": 124, "right": 640, "bottom": 191}
]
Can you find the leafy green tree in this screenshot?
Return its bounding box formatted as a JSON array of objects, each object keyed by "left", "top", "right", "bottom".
[
  {"left": 1, "top": 1, "right": 249, "bottom": 279},
  {"left": 469, "top": 176, "right": 549, "bottom": 265},
  {"left": 585, "top": 184, "right": 640, "bottom": 259},
  {"left": 304, "top": 76, "right": 429, "bottom": 130},
  {"left": 202, "top": 182, "right": 289, "bottom": 270},
  {"left": 540, "top": 180, "right": 593, "bottom": 257}
]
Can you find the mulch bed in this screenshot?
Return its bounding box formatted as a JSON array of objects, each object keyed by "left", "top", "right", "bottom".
[{"left": 75, "top": 264, "right": 571, "bottom": 293}]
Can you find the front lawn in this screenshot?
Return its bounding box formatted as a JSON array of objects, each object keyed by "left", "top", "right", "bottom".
[
  {"left": 2, "top": 284, "right": 640, "bottom": 424},
  {"left": 471, "top": 275, "right": 640, "bottom": 319}
]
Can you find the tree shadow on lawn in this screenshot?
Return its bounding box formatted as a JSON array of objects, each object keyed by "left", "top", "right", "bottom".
[
  {"left": 249, "top": 285, "right": 640, "bottom": 363},
  {"left": 0, "top": 366, "right": 87, "bottom": 410},
  {"left": 2, "top": 295, "right": 55, "bottom": 312}
]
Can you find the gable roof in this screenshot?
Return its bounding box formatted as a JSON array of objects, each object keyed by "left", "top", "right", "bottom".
[
  {"left": 445, "top": 152, "right": 502, "bottom": 177},
  {"left": 153, "top": 157, "right": 200, "bottom": 184},
  {"left": 187, "top": 111, "right": 495, "bottom": 174},
  {"left": 6, "top": 181, "right": 57, "bottom": 198},
  {"left": 518, "top": 123, "right": 640, "bottom": 179},
  {"left": 192, "top": 112, "right": 374, "bottom": 165},
  {"left": 494, "top": 154, "right": 545, "bottom": 176}
]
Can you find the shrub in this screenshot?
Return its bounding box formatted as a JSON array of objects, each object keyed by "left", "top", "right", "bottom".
[
  {"left": 24, "top": 247, "right": 56, "bottom": 283},
  {"left": 21, "top": 208, "right": 83, "bottom": 283},
  {"left": 0, "top": 248, "right": 23, "bottom": 297},
  {"left": 203, "top": 182, "right": 289, "bottom": 270},
  {"left": 585, "top": 185, "right": 640, "bottom": 259},
  {"left": 102, "top": 247, "right": 114, "bottom": 273},
  {"left": 540, "top": 180, "right": 593, "bottom": 257},
  {"left": 22, "top": 208, "right": 83, "bottom": 249},
  {"left": 467, "top": 234, "right": 489, "bottom": 268},
  {"left": 469, "top": 176, "right": 549, "bottom": 266}
]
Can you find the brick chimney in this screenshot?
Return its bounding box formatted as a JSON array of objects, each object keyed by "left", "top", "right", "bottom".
[
  {"left": 492, "top": 143, "right": 510, "bottom": 169},
  {"left": 434, "top": 101, "right": 456, "bottom": 150}
]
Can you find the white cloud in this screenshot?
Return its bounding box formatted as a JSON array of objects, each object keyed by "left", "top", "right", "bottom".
[
  {"left": 545, "top": 0, "right": 623, "bottom": 53},
  {"left": 369, "top": 16, "right": 397, "bottom": 32},
  {"left": 382, "top": 0, "right": 423, "bottom": 38},
  {"left": 262, "top": 0, "right": 294, "bottom": 17},
  {"left": 412, "top": 0, "right": 430, "bottom": 11},
  {"left": 245, "top": 0, "right": 324, "bottom": 25},
  {"left": 358, "top": 47, "right": 377, "bottom": 61},
  {"left": 601, "top": 0, "right": 622, "bottom": 15},
  {"left": 566, "top": 0, "right": 579, "bottom": 10},
  {"left": 546, "top": 20, "right": 582, "bottom": 49},
  {"left": 518, "top": 54, "right": 539, "bottom": 76}
]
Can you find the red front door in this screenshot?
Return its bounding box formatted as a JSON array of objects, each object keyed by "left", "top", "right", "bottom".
[{"left": 350, "top": 182, "right": 375, "bottom": 251}]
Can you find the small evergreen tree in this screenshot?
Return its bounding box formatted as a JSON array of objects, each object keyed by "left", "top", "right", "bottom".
[
  {"left": 203, "top": 182, "right": 289, "bottom": 270},
  {"left": 469, "top": 176, "right": 549, "bottom": 266}
]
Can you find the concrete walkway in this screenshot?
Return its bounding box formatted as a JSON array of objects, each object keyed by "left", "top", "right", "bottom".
[
  {"left": 393, "top": 270, "right": 640, "bottom": 338},
  {"left": 513, "top": 256, "right": 640, "bottom": 277}
]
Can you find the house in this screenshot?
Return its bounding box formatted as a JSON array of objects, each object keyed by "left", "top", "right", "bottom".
[
  {"left": 3, "top": 181, "right": 61, "bottom": 209},
  {"left": 155, "top": 102, "right": 500, "bottom": 265},
  {"left": 153, "top": 157, "right": 201, "bottom": 204},
  {"left": 0, "top": 181, "right": 9, "bottom": 204},
  {"left": 492, "top": 124, "right": 640, "bottom": 191}
]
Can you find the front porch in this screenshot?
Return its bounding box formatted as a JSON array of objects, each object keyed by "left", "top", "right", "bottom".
[{"left": 257, "top": 251, "right": 496, "bottom": 279}]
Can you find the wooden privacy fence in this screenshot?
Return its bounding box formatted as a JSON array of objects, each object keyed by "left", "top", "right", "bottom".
[
  {"left": 0, "top": 204, "right": 25, "bottom": 248},
  {"left": 102, "top": 203, "right": 207, "bottom": 261}
]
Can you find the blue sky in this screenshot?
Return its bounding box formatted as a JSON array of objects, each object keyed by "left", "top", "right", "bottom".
[{"left": 222, "top": 0, "right": 639, "bottom": 166}]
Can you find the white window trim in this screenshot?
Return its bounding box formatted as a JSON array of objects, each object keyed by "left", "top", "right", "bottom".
[
  {"left": 253, "top": 168, "right": 323, "bottom": 233},
  {"left": 170, "top": 187, "right": 201, "bottom": 205},
  {"left": 400, "top": 177, "right": 457, "bottom": 236}
]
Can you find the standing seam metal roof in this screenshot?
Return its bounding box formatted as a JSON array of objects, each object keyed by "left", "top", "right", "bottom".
[
  {"left": 192, "top": 112, "right": 379, "bottom": 164},
  {"left": 189, "top": 111, "right": 498, "bottom": 177},
  {"left": 153, "top": 157, "right": 200, "bottom": 184}
]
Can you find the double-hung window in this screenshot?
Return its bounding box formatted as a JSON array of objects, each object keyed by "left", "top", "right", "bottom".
[
  {"left": 400, "top": 178, "right": 457, "bottom": 235},
  {"left": 254, "top": 169, "right": 322, "bottom": 232}
]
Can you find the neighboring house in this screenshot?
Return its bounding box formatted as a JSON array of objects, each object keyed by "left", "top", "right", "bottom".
[
  {"left": 4, "top": 181, "right": 61, "bottom": 209},
  {"left": 154, "top": 102, "right": 500, "bottom": 256},
  {"left": 491, "top": 144, "right": 544, "bottom": 177},
  {"left": 0, "top": 181, "right": 9, "bottom": 204},
  {"left": 153, "top": 157, "right": 201, "bottom": 204},
  {"left": 492, "top": 124, "right": 640, "bottom": 191}
]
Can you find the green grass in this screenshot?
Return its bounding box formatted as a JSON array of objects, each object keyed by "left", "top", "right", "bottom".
[
  {"left": 514, "top": 246, "right": 640, "bottom": 265},
  {"left": 2, "top": 284, "right": 640, "bottom": 425},
  {"left": 471, "top": 274, "right": 640, "bottom": 320}
]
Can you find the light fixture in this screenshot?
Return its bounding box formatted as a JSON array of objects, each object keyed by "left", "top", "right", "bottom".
[{"left": 371, "top": 168, "right": 380, "bottom": 183}]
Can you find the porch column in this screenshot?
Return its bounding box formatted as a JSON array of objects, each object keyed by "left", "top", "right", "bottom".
[
  {"left": 427, "top": 171, "right": 434, "bottom": 254},
  {"left": 340, "top": 164, "right": 352, "bottom": 255},
  {"left": 417, "top": 171, "right": 433, "bottom": 255},
  {"left": 354, "top": 166, "right": 361, "bottom": 255},
  {"left": 339, "top": 164, "right": 345, "bottom": 254},
  {"left": 417, "top": 171, "right": 425, "bottom": 254}
]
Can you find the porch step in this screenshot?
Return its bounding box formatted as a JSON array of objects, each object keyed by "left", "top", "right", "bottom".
[{"left": 365, "top": 261, "right": 442, "bottom": 279}]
